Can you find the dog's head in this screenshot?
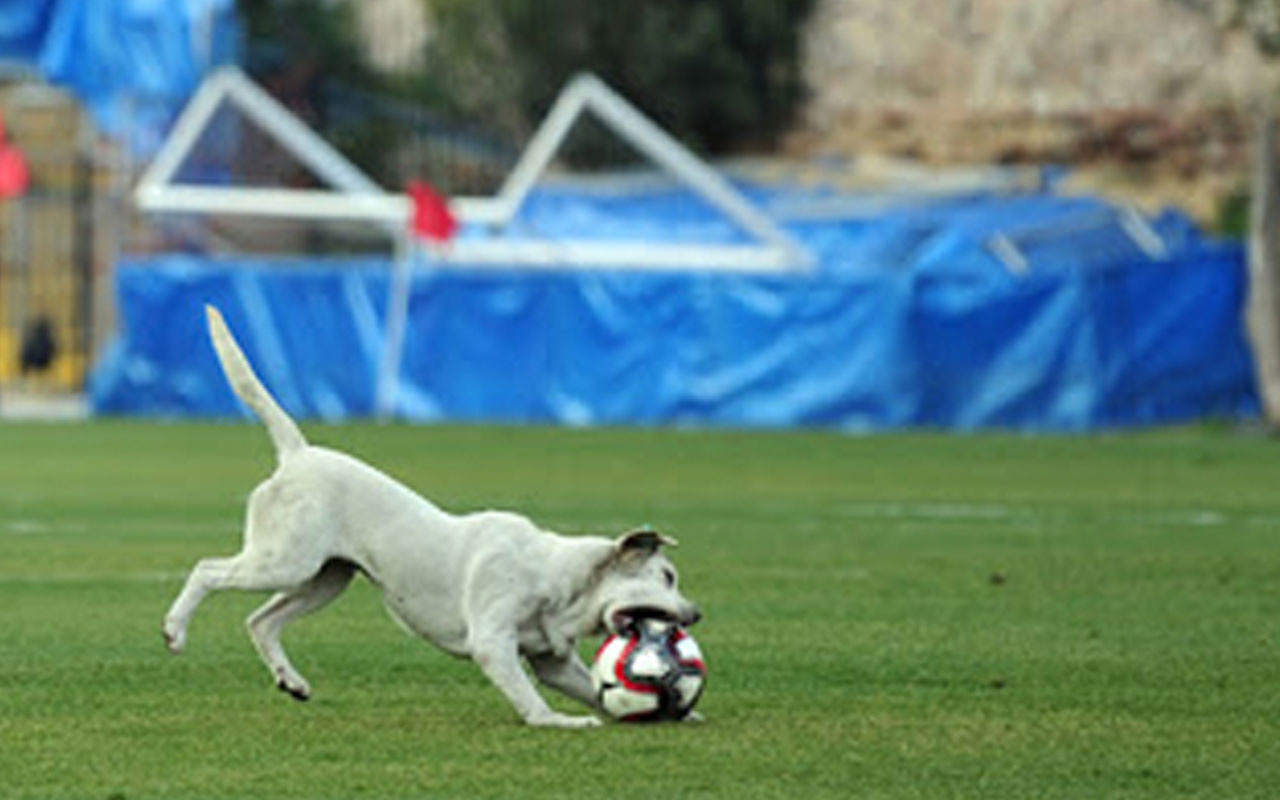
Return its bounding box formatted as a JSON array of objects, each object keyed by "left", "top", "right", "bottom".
[{"left": 593, "top": 528, "right": 701, "bottom": 635}]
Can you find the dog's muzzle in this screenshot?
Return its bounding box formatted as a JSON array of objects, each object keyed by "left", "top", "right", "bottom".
[{"left": 608, "top": 603, "right": 702, "bottom": 634}]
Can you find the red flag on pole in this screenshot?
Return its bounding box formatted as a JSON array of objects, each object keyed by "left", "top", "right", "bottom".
[
  {"left": 0, "top": 113, "right": 29, "bottom": 199},
  {"left": 407, "top": 180, "right": 457, "bottom": 242}
]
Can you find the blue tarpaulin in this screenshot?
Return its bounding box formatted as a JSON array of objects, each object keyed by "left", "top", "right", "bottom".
[
  {"left": 90, "top": 187, "right": 1260, "bottom": 431},
  {"left": 0, "top": 0, "right": 238, "bottom": 154}
]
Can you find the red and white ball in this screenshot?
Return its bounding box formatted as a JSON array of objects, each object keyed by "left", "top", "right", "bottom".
[{"left": 591, "top": 618, "right": 706, "bottom": 722}]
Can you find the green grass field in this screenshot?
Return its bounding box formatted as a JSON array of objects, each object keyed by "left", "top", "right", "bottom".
[{"left": 2, "top": 421, "right": 1279, "bottom": 798}]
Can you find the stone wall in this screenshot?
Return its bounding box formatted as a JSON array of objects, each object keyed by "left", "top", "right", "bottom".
[{"left": 792, "top": 0, "right": 1280, "bottom": 218}]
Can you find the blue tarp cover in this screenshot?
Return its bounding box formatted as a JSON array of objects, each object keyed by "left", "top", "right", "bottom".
[
  {"left": 0, "top": 0, "right": 238, "bottom": 154},
  {"left": 91, "top": 188, "right": 1260, "bottom": 431}
]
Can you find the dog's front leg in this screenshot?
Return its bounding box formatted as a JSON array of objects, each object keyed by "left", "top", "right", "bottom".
[
  {"left": 470, "top": 635, "right": 601, "bottom": 728},
  {"left": 530, "top": 651, "right": 597, "bottom": 710}
]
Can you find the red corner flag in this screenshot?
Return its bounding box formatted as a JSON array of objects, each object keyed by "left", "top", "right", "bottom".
[
  {"left": 0, "top": 113, "right": 29, "bottom": 200},
  {"left": 407, "top": 180, "right": 457, "bottom": 242}
]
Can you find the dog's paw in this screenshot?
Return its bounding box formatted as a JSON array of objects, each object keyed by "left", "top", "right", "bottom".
[
  {"left": 161, "top": 622, "right": 185, "bottom": 655},
  {"left": 273, "top": 675, "right": 311, "bottom": 696},
  {"left": 527, "top": 712, "right": 603, "bottom": 729},
  {"left": 682, "top": 710, "right": 706, "bottom": 723}
]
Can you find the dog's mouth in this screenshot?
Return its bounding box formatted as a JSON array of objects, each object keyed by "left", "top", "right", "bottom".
[{"left": 606, "top": 605, "right": 685, "bottom": 635}]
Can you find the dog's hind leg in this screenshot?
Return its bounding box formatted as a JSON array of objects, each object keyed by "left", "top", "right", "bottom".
[
  {"left": 163, "top": 555, "right": 236, "bottom": 653},
  {"left": 162, "top": 549, "right": 329, "bottom": 655},
  {"left": 245, "top": 559, "right": 356, "bottom": 701}
]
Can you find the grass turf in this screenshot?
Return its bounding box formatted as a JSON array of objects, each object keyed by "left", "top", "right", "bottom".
[{"left": 1, "top": 421, "right": 1278, "bottom": 798}]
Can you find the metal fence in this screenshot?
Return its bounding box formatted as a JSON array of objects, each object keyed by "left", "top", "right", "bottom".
[{"left": 0, "top": 82, "right": 109, "bottom": 395}]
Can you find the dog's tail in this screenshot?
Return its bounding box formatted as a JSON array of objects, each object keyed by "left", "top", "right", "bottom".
[{"left": 205, "top": 305, "right": 306, "bottom": 461}]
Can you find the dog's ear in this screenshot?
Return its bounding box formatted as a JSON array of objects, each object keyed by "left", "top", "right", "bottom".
[{"left": 615, "top": 528, "right": 678, "bottom": 557}]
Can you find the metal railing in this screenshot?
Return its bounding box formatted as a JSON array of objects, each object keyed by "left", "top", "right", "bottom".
[{"left": 0, "top": 82, "right": 105, "bottom": 393}]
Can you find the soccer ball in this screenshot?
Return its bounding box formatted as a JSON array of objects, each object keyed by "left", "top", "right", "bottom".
[{"left": 591, "top": 618, "right": 706, "bottom": 722}]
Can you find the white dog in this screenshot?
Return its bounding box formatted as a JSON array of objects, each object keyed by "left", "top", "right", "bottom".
[{"left": 162, "top": 307, "right": 700, "bottom": 728}]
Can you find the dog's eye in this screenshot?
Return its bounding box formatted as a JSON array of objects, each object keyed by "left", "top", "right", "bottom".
[{"left": 662, "top": 568, "right": 677, "bottom": 587}]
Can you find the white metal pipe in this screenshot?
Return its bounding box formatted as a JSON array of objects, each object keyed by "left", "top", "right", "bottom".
[
  {"left": 437, "top": 239, "right": 797, "bottom": 272},
  {"left": 988, "top": 233, "right": 1029, "bottom": 275},
  {"left": 135, "top": 67, "right": 398, "bottom": 234},
  {"left": 135, "top": 69, "right": 237, "bottom": 191},
  {"left": 136, "top": 185, "right": 409, "bottom": 221},
  {"left": 218, "top": 67, "right": 384, "bottom": 196},
  {"left": 376, "top": 232, "right": 415, "bottom": 420},
  {"left": 485, "top": 79, "right": 592, "bottom": 225},
  {"left": 1118, "top": 206, "right": 1168, "bottom": 259},
  {"left": 450, "top": 72, "right": 811, "bottom": 269},
  {"left": 573, "top": 74, "right": 808, "bottom": 263}
]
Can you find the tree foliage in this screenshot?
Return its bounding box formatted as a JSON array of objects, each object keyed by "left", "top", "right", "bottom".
[
  {"left": 238, "top": 0, "right": 816, "bottom": 183},
  {"left": 1183, "top": 0, "right": 1280, "bottom": 54},
  {"left": 423, "top": 0, "right": 817, "bottom": 158}
]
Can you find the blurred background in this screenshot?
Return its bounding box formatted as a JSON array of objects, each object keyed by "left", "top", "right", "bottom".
[{"left": 2, "top": 0, "right": 1278, "bottom": 429}]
